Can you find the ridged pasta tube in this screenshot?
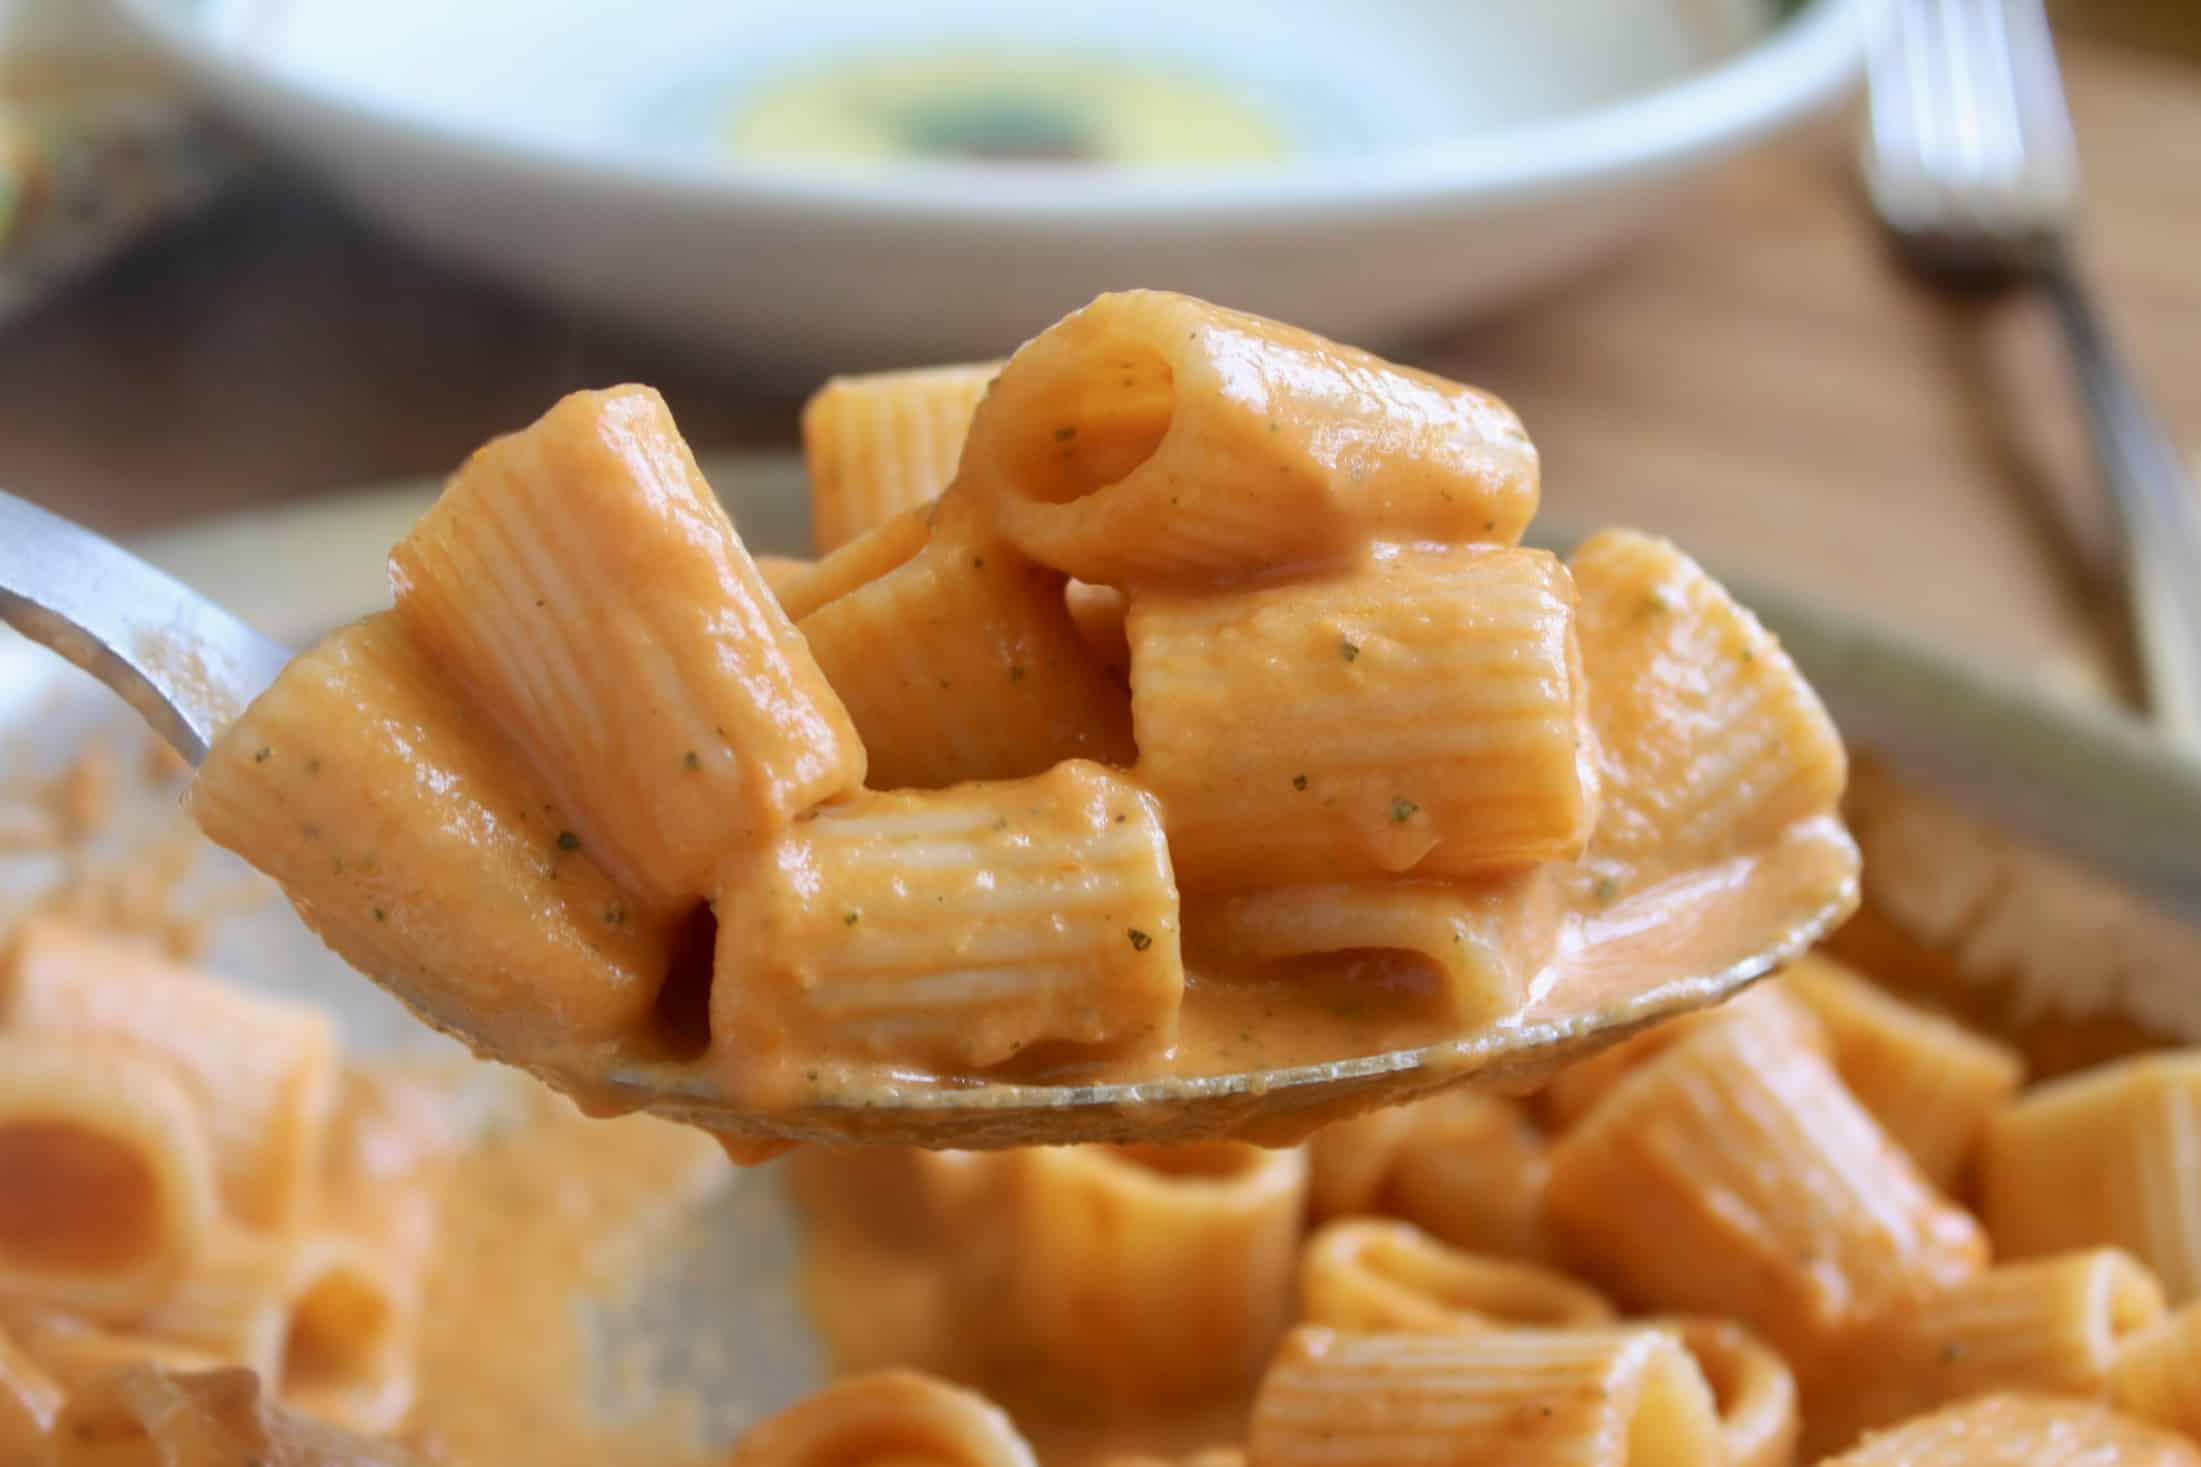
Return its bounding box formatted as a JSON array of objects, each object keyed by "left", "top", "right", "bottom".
[
  {"left": 802, "top": 362, "right": 999, "bottom": 552},
  {"left": 1247, "top": 1324, "right": 1722, "bottom": 1467},
  {"left": 390, "top": 384, "right": 865, "bottom": 907},
  {"left": 1130, "top": 546, "right": 1593, "bottom": 889},
  {"left": 958, "top": 290, "right": 1538, "bottom": 587},
  {"left": 709, "top": 761, "right": 1182, "bottom": 1087}
]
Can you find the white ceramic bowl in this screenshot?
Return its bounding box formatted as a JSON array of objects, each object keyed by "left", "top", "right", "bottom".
[{"left": 115, "top": 0, "right": 1866, "bottom": 376}]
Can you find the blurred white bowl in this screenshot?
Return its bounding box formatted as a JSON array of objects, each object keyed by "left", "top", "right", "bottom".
[{"left": 114, "top": 0, "right": 1866, "bottom": 376}]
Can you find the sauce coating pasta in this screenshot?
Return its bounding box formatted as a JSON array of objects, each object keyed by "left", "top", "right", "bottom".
[{"left": 188, "top": 294, "right": 1856, "bottom": 1148}]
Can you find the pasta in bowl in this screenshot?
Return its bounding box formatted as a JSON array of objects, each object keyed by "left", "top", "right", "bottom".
[{"left": 186, "top": 290, "right": 1859, "bottom": 1149}]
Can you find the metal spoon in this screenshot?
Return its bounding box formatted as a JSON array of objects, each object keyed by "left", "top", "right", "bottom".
[{"left": 0, "top": 487, "right": 1858, "bottom": 1147}]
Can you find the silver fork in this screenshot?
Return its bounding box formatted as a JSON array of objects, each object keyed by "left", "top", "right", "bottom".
[{"left": 1864, "top": 0, "right": 2201, "bottom": 750}]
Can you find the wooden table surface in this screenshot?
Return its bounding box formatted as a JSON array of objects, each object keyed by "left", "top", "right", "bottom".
[{"left": 2, "top": 38, "right": 2196, "bottom": 708}]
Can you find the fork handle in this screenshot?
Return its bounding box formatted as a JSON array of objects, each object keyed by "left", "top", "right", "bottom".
[{"left": 2041, "top": 254, "right": 2201, "bottom": 752}]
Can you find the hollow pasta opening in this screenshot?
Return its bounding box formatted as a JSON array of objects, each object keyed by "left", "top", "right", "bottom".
[
  {"left": 0, "top": 1118, "right": 162, "bottom": 1273},
  {"left": 998, "top": 345, "right": 1174, "bottom": 507},
  {"left": 648, "top": 902, "right": 719, "bottom": 1062},
  {"left": 283, "top": 1260, "right": 395, "bottom": 1392},
  {"left": 1356, "top": 1232, "right": 1597, "bottom": 1327},
  {"left": 1686, "top": 1336, "right": 1743, "bottom": 1416},
  {"left": 1107, "top": 1141, "right": 1268, "bottom": 1182},
  {"left": 2100, "top": 1256, "right": 2167, "bottom": 1357},
  {"left": 1628, "top": 1343, "right": 1721, "bottom": 1467}
]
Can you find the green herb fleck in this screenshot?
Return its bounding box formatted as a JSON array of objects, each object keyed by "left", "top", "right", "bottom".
[
  {"left": 1127, "top": 928, "right": 1153, "bottom": 952},
  {"left": 1009, "top": 664, "right": 1026, "bottom": 683},
  {"left": 1292, "top": 774, "right": 1309, "bottom": 791},
  {"left": 1054, "top": 425, "right": 1078, "bottom": 443},
  {"left": 1593, "top": 875, "right": 1619, "bottom": 903},
  {"left": 1340, "top": 640, "right": 1361, "bottom": 662},
  {"left": 304, "top": 757, "right": 321, "bottom": 775},
  {"left": 1268, "top": 420, "right": 1280, "bottom": 434},
  {"left": 1483, "top": 519, "right": 1497, "bottom": 533},
  {"left": 683, "top": 750, "right": 702, "bottom": 772},
  {"left": 844, "top": 911, "right": 861, "bottom": 927},
  {"left": 556, "top": 830, "right": 581, "bottom": 852},
  {"left": 1390, "top": 798, "right": 1419, "bottom": 824},
  {"left": 605, "top": 904, "right": 626, "bottom": 926},
  {"left": 253, "top": 747, "right": 271, "bottom": 764},
  {"left": 372, "top": 907, "right": 387, "bottom": 923}
]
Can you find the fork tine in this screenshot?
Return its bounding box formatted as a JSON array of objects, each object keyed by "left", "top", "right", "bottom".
[
  {"left": 1865, "top": 0, "right": 1923, "bottom": 211},
  {"left": 2002, "top": 0, "right": 2079, "bottom": 195},
  {"left": 1865, "top": 0, "right": 2077, "bottom": 247},
  {"left": 1931, "top": 0, "right": 1985, "bottom": 189}
]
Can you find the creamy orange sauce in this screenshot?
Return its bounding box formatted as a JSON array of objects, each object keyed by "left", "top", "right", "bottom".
[{"left": 404, "top": 1086, "right": 729, "bottom": 1467}]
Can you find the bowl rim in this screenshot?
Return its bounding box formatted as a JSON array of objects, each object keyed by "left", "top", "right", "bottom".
[{"left": 115, "top": 0, "right": 1868, "bottom": 224}]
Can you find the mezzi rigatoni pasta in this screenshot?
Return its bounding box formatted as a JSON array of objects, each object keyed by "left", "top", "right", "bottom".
[
  {"left": 774, "top": 499, "right": 934, "bottom": 622},
  {"left": 1193, "top": 870, "right": 1562, "bottom": 1029},
  {"left": 1544, "top": 994, "right": 1986, "bottom": 1379},
  {"left": 985, "top": 1142, "right": 1305, "bottom": 1408},
  {"left": 3, "top": 918, "right": 336, "bottom": 1233},
  {"left": 956, "top": 290, "right": 1539, "bottom": 587},
  {"left": 1247, "top": 1324, "right": 1723, "bottom": 1467},
  {"left": 2114, "top": 1300, "right": 2201, "bottom": 1441},
  {"left": 1781, "top": 953, "right": 2023, "bottom": 1191},
  {"left": 1535, "top": 982, "right": 1828, "bottom": 1134},
  {"left": 798, "top": 533, "right": 1135, "bottom": 790},
  {"left": 1380, "top": 1090, "right": 1554, "bottom": 1265},
  {"left": 1304, "top": 1105, "right": 1422, "bottom": 1222},
  {"left": 1129, "top": 546, "right": 1594, "bottom": 889},
  {"left": 0, "top": 1034, "right": 215, "bottom": 1316},
  {"left": 1980, "top": 1053, "right": 2201, "bottom": 1303},
  {"left": 1646, "top": 1317, "right": 1798, "bottom": 1467},
  {"left": 1569, "top": 528, "right": 1846, "bottom": 893},
  {"left": 192, "top": 615, "right": 682, "bottom": 1062},
  {"left": 801, "top": 361, "right": 1000, "bottom": 553},
  {"left": 1296, "top": 1219, "right": 1611, "bottom": 1335},
  {"left": 390, "top": 384, "right": 866, "bottom": 908},
  {"left": 709, "top": 761, "right": 1182, "bottom": 1081},
  {"left": 1804, "top": 1248, "right": 2167, "bottom": 1457}
]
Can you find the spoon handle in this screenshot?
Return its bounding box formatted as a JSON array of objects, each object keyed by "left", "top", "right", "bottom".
[
  {"left": 0, "top": 489, "right": 292, "bottom": 765},
  {"left": 2041, "top": 257, "right": 2201, "bottom": 752}
]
